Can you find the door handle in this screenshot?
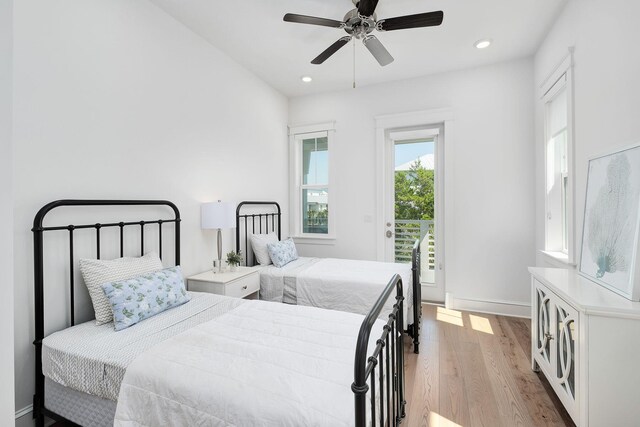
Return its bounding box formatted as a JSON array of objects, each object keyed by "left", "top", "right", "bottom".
[{"left": 386, "top": 230, "right": 393, "bottom": 238}]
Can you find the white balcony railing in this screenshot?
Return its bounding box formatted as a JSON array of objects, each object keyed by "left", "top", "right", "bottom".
[{"left": 395, "top": 220, "right": 435, "bottom": 283}]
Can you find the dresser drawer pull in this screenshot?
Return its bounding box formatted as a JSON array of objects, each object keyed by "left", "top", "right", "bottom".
[{"left": 242, "top": 285, "right": 248, "bottom": 290}]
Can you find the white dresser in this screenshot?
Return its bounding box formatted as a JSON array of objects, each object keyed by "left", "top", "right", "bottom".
[{"left": 530, "top": 267, "right": 640, "bottom": 426}]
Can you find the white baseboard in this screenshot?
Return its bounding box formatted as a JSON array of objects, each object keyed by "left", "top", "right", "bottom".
[
  {"left": 15, "top": 404, "right": 32, "bottom": 419},
  {"left": 445, "top": 293, "right": 531, "bottom": 318}
]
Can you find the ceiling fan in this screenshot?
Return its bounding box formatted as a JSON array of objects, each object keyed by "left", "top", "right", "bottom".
[{"left": 283, "top": 0, "right": 444, "bottom": 67}]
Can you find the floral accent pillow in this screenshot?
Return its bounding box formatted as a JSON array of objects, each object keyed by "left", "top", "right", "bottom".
[
  {"left": 101, "top": 266, "right": 190, "bottom": 331},
  {"left": 266, "top": 238, "right": 299, "bottom": 268}
]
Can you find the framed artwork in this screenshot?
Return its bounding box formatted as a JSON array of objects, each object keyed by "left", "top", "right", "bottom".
[{"left": 579, "top": 144, "right": 640, "bottom": 300}]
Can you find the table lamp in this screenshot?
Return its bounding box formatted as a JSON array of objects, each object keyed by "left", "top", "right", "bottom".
[{"left": 201, "top": 200, "right": 236, "bottom": 273}]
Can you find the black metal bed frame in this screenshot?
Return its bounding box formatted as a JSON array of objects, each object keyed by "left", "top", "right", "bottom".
[
  {"left": 235, "top": 201, "right": 422, "bottom": 354},
  {"left": 31, "top": 199, "right": 407, "bottom": 427},
  {"left": 235, "top": 200, "right": 282, "bottom": 266},
  {"left": 353, "top": 273, "right": 406, "bottom": 426},
  {"left": 32, "top": 200, "right": 181, "bottom": 427}
]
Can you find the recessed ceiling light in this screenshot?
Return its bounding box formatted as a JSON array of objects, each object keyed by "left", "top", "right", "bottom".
[
  {"left": 301, "top": 76, "right": 313, "bottom": 83},
  {"left": 475, "top": 39, "right": 492, "bottom": 49}
]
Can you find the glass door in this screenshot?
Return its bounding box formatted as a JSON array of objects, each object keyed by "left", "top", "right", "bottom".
[
  {"left": 394, "top": 138, "right": 436, "bottom": 284},
  {"left": 383, "top": 125, "right": 444, "bottom": 302}
]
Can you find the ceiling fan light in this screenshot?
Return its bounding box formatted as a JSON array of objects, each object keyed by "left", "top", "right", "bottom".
[
  {"left": 301, "top": 76, "right": 313, "bottom": 83},
  {"left": 474, "top": 39, "right": 492, "bottom": 49}
]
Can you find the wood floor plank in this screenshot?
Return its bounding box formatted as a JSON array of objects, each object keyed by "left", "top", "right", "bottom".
[
  {"left": 504, "top": 316, "right": 576, "bottom": 427},
  {"left": 444, "top": 311, "right": 502, "bottom": 427},
  {"left": 403, "top": 336, "right": 417, "bottom": 418},
  {"left": 506, "top": 317, "right": 534, "bottom": 362},
  {"left": 475, "top": 314, "right": 534, "bottom": 427},
  {"left": 458, "top": 340, "right": 503, "bottom": 427},
  {"left": 403, "top": 305, "right": 573, "bottom": 427},
  {"left": 438, "top": 317, "right": 471, "bottom": 426},
  {"left": 406, "top": 336, "right": 439, "bottom": 427},
  {"left": 494, "top": 316, "right": 568, "bottom": 427},
  {"left": 421, "top": 304, "right": 441, "bottom": 342}
]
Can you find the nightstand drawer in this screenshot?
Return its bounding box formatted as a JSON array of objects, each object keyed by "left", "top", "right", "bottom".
[
  {"left": 187, "top": 267, "right": 260, "bottom": 299},
  {"left": 226, "top": 273, "right": 259, "bottom": 298}
]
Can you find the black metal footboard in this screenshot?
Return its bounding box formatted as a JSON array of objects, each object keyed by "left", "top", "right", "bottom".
[
  {"left": 410, "top": 239, "right": 421, "bottom": 354},
  {"left": 352, "top": 274, "right": 406, "bottom": 427}
]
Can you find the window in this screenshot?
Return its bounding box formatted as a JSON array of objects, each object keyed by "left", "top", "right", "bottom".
[
  {"left": 301, "top": 135, "right": 328, "bottom": 234},
  {"left": 543, "top": 53, "right": 574, "bottom": 263},
  {"left": 289, "top": 123, "right": 335, "bottom": 240}
]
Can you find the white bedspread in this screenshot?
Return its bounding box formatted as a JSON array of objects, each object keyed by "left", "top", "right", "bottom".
[
  {"left": 260, "top": 257, "right": 413, "bottom": 326},
  {"left": 297, "top": 258, "right": 413, "bottom": 325},
  {"left": 114, "top": 300, "right": 383, "bottom": 427}
]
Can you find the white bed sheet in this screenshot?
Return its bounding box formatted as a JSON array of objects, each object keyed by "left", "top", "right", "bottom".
[
  {"left": 259, "top": 257, "right": 414, "bottom": 326},
  {"left": 259, "top": 257, "right": 320, "bottom": 303},
  {"left": 114, "top": 300, "right": 385, "bottom": 427}
]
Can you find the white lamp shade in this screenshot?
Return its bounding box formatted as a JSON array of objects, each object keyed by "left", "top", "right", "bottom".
[{"left": 201, "top": 201, "right": 236, "bottom": 229}]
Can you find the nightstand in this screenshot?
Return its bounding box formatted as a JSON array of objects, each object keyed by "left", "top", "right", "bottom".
[{"left": 187, "top": 266, "right": 260, "bottom": 299}]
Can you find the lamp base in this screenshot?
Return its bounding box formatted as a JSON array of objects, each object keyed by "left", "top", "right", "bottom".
[
  {"left": 217, "top": 228, "right": 223, "bottom": 273},
  {"left": 212, "top": 259, "right": 222, "bottom": 274}
]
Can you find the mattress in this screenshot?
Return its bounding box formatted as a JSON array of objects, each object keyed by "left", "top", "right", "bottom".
[
  {"left": 42, "top": 292, "right": 245, "bottom": 401},
  {"left": 45, "top": 377, "right": 116, "bottom": 427},
  {"left": 259, "top": 257, "right": 414, "bottom": 326}
]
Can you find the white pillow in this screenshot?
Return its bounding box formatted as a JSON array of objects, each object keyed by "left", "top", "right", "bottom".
[
  {"left": 79, "top": 252, "right": 164, "bottom": 325},
  {"left": 249, "top": 233, "right": 279, "bottom": 265}
]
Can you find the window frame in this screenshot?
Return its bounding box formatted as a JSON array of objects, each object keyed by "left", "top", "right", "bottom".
[
  {"left": 541, "top": 51, "right": 575, "bottom": 264},
  {"left": 288, "top": 122, "right": 336, "bottom": 243}
]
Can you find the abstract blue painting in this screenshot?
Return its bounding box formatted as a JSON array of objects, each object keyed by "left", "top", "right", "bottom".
[{"left": 580, "top": 144, "right": 640, "bottom": 300}]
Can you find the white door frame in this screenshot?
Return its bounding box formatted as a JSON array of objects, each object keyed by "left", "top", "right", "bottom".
[{"left": 375, "top": 108, "right": 454, "bottom": 302}]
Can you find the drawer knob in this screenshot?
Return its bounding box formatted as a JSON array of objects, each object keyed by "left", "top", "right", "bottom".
[{"left": 242, "top": 285, "right": 247, "bottom": 290}]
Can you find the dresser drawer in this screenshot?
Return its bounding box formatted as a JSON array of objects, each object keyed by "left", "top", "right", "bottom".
[{"left": 225, "top": 272, "right": 259, "bottom": 298}]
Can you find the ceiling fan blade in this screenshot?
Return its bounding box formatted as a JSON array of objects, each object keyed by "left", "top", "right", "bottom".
[
  {"left": 357, "top": 0, "right": 379, "bottom": 17},
  {"left": 363, "top": 35, "right": 394, "bottom": 66},
  {"left": 311, "top": 36, "right": 352, "bottom": 64},
  {"left": 377, "top": 11, "right": 444, "bottom": 31},
  {"left": 283, "top": 13, "right": 344, "bottom": 28}
]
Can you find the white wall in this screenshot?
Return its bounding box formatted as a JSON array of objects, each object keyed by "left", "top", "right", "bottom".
[
  {"left": 534, "top": 0, "right": 640, "bottom": 268},
  {"left": 12, "top": 0, "right": 288, "bottom": 418},
  {"left": 289, "top": 58, "right": 536, "bottom": 311},
  {"left": 0, "top": 0, "right": 15, "bottom": 425}
]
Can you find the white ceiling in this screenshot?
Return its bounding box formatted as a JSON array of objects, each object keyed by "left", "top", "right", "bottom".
[{"left": 149, "top": 0, "right": 567, "bottom": 97}]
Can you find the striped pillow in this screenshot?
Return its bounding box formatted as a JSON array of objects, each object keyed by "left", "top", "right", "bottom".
[{"left": 79, "top": 252, "right": 164, "bottom": 325}]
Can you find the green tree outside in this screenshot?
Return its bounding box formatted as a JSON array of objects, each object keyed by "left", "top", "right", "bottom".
[{"left": 395, "top": 159, "right": 434, "bottom": 220}]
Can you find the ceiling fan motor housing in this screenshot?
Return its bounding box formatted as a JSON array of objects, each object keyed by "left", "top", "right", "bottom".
[{"left": 343, "top": 9, "right": 376, "bottom": 39}]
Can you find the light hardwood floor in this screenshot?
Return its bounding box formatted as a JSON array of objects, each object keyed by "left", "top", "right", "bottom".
[{"left": 403, "top": 304, "right": 576, "bottom": 427}]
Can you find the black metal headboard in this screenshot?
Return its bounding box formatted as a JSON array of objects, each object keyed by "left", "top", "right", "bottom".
[
  {"left": 235, "top": 201, "right": 281, "bottom": 266},
  {"left": 31, "top": 199, "right": 181, "bottom": 426}
]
